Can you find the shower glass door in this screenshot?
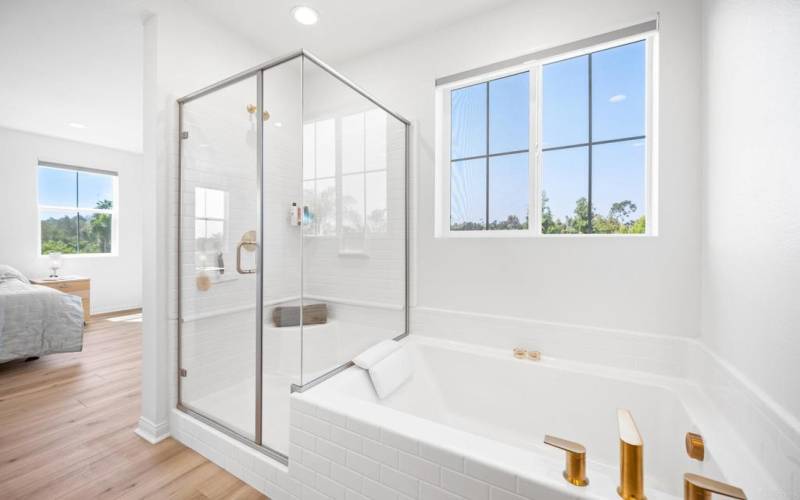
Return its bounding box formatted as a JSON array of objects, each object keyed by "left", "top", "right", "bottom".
[
  {"left": 178, "top": 75, "right": 259, "bottom": 441},
  {"left": 260, "top": 58, "right": 303, "bottom": 455}
]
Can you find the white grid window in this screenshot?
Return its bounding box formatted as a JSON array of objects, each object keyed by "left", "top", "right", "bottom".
[
  {"left": 436, "top": 35, "right": 656, "bottom": 237},
  {"left": 303, "top": 109, "right": 389, "bottom": 236},
  {"left": 38, "top": 163, "right": 117, "bottom": 255}
]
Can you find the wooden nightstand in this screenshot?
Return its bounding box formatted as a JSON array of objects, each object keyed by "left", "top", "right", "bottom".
[{"left": 30, "top": 276, "right": 91, "bottom": 323}]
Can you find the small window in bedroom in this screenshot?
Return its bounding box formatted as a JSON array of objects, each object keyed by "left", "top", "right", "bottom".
[{"left": 38, "top": 163, "right": 117, "bottom": 255}]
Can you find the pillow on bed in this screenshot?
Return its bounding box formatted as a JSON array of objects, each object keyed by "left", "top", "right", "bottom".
[{"left": 0, "top": 265, "right": 29, "bottom": 283}]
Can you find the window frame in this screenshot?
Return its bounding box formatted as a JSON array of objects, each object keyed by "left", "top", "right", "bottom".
[
  {"left": 37, "top": 162, "right": 119, "bottom": 256},
  {"left": 435, "top": 32, "right": 657, "bottom": 238}
]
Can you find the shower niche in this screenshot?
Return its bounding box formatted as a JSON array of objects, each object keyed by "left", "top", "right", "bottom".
[{"left": 176, "top": 51, "right": 408, "bottom": 462}]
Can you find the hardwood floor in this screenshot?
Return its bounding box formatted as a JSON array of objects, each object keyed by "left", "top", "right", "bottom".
[{"left": 0, "top": 311, "right": 266, "bottom": 500}]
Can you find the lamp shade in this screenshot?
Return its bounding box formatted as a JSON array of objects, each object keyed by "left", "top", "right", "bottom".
[{"left": 48, "top": 252, "right": 63, "bottom": 269}]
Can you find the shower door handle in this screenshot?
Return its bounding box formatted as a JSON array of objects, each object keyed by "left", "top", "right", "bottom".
[{"left": 236, "top": 240, "right": 258, "bottom": 274}]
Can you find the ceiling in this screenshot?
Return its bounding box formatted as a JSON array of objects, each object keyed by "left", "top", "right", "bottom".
[
  {"left": 0, "top": 0, "right": 513, "bottom": 154},
  {"left": 186, "top": 0, "right": 516, "bottom": 63},
  {"left": 0, "top": 0, "right": 144, "bottom": 153}
]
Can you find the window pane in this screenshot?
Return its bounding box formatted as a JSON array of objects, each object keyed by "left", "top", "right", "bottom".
[
  {"left": 316, "top": 118, "right": 336, "bottom": 178},
  {"left": 592, "top": 41, "right": 646, "bottom": 141},
  {"left": 195, "top": 219, "right": 206, "bottom": 240},
  {"left": 316, "top": 178, "right": 337, "bottom": 235},
  {"left": 40, "top": 210, "right": 78, "bottom": 254},
  {"left": 592, "top": 140, "right": 646, "bottom": 233},
  {"left": 541, "top": 147, "right": 589, "bottom": 234},
  {"left": 489, "top": 153, "right": 528, "bottom": 230},
  {"left": 365, "top": 170, "right": 387, "bottom": 232},
  {"left": 195, "top": 187, "right": 207, "bottom": 218},
  {"left": 342, "top": 113, "right": 365, "bottom": 174},
  {"left": 489, "top": 72, "right": 529, "bottom": 154},
  {"left": 303, "top": 123, "right": 315, "bottom": 180},
  {"left": 38, "top": 166, "right": 77, "bottom": 207},
  {"left": 78, "top": 212, "right": 112, "bottom": 253},
  {"left": 342, "top": 174, "right": 365, "bottom": 233},
  {"left": 204, "top": 220, "right": 225, "bottom": 249},
  {"left": 542, "top": 55, "right": 588, "bottom": 149},
  {"left": 451, "top": 83, "right": 487, "bottom": 160},
  {"left": 204, "top": 188, "right": 225, "bottom": 219},
  {"left": 450, "top": 158, "right": 486, "bottom": 230},
  {"left": 365, "top": 109, "right": 387, "bottom": 171},
  {"left": 78, "top": 171, "right": 114, "bottom": 209}
]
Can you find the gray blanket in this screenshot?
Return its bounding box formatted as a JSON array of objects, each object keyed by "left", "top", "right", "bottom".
[{"left": 0, "top": 277, "right": 84, "bottom": 362}]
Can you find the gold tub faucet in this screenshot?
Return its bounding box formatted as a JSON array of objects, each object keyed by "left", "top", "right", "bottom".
[
  {"left": 617, "top": 409, "right": 646, "bottom": 500},
  {"left": 683, "top": 473, "right": 746, "bottom": 500},
  {"left": 543, "top": 435, "right": 588, "bottom": 486}
]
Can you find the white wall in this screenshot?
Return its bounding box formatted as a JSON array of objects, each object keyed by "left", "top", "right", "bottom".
[
  {"left": 334, "top": 0, "right": 703, "bottom": 337},
  {"left": 138, "top": 0, "right": 269, "bottom": 442},
  {"left": 0, "top": 0, "right": 143, "bottom": 153},
  {"left": 700, "top": 0, "right": 800, "bottom": 422},
  {"left": 0, "top": 127, "right": 143, "bottom": 313}
]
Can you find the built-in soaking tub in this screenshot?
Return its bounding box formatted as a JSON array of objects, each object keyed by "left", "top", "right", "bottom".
[{"left": 292, "top": 336, "right": 761, "bottom": 500}]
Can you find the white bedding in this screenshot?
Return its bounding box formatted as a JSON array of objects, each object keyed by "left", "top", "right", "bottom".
[{"left": 0, "top": 272, "right": 84, "bottom": 362}]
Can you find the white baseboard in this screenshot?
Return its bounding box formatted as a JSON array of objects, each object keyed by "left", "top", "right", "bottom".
[
  {"left": 135, "top": 416, "right": 170, "bottom": 444},
  {"left": 92, "top": 304, "right": 143, "bottom": 315}
]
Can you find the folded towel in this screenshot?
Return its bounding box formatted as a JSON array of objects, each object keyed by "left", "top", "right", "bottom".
[
  {"left": 353, "top": 340, "right": 401, "bottom": 369},
  {"left": 272, "top": 303, "right": 328, "bottom": 327},
  {"left": 368, "top": 348, "right": 412, "bottom": 399}
]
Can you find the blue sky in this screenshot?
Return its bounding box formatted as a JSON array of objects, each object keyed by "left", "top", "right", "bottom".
[
  {"left": 39, "top": 166, "right": 114, "bottom": 213},
  {"left": 452, "top": 40, "right": 645, "bottom": 226}
]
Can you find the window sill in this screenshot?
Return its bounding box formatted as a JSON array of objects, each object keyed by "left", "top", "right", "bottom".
[
  {"left": 39, "top": 252, "right": 118, "bottom": 259},
  {"left": 437, "top": 231, "right": 656, "bottom": 239}
]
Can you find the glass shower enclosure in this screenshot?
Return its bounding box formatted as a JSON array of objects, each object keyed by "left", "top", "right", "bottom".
[{"left": 176, "top": 51, "right": 409, "bottom": 462}]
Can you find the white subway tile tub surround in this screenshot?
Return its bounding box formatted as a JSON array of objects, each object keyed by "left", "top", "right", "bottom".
[
  {"left": 289, "top": 391, "right": 604, "bottom": 500},
  {"left": 296, "top": 336, "right": 785, "bottom": 500},
  {"left": 170, "top": 334, "right": 790, "bottom": 499}
]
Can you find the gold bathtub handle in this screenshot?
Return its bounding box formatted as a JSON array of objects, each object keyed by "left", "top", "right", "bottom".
[
  {"left": 543, "top": 434, "right": 588, "bottom": 486},
  {"left": 683, "top": 473, "right": 746, "bottom": 500},
  {"left": 617, "top": 408, "right": 646, "bottom": 500},
  {"left": 685, "top": 432, "right": 705, "bottom": 461}
]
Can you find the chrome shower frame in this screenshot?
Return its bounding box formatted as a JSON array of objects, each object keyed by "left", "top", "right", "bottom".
[{"left": 175, "top": 50, "right": 411, "bottom": 464}]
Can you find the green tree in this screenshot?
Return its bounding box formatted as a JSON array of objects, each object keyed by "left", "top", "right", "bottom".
[
  {"left": 40, "top": 199, "right": 113, "bottom": 254},
  {"left": 541, "top": 195, "right": 645, "bottom": 234}
]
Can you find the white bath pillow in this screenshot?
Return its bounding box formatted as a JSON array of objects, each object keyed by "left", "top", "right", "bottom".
[
  {"left": 368, "top": 347, "right": 412, "bottom": 399},
  {"left": 353, "top": 340, "right": 401, "bottom": 369}
]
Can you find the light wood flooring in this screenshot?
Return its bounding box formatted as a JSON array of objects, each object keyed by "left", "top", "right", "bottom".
[{"left": 0, "top": 310, "right": 266, "bottom": 500}]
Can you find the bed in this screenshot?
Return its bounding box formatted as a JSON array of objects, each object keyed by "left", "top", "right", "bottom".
[{"left": 0, "top": 265, "right": 84, "bottom": 362}]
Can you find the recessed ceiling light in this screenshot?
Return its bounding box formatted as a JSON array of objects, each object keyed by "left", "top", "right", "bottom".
[
  {"left": 68, "top": 122, "right": 87, "bottom": 129},
  {"left": 292, "top": 6, "right": 319, "bottom": 25}
]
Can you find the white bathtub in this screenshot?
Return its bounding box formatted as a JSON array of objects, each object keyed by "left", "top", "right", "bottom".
[{"left": 297, "top": 336, "right": 763, "bottom": 499}]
